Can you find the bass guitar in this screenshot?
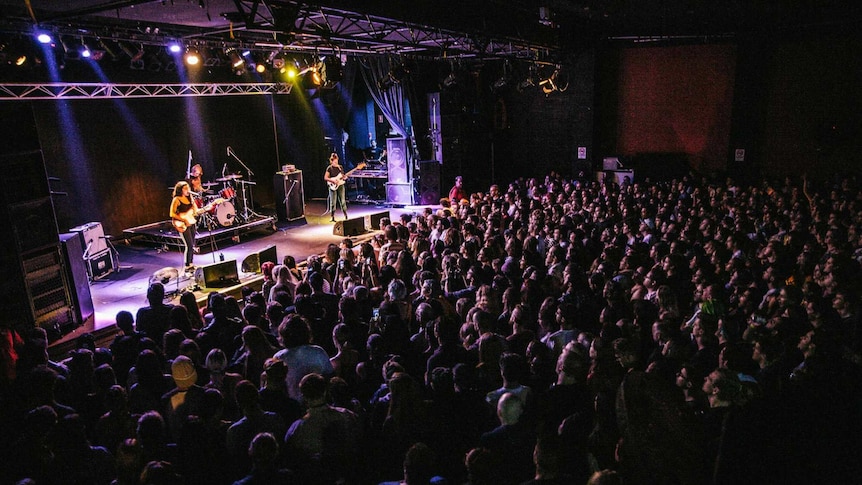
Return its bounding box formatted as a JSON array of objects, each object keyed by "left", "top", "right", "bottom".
[
  {"left": 326, "top": 162, "right": 366, "bottom": 190},
  {"left": 173, "top": 197, "right": 224, "bottom": 233}
]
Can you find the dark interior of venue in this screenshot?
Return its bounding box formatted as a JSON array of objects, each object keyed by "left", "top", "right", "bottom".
[{"left": 1, "top": 2, "right": 861, "bottom": 485}]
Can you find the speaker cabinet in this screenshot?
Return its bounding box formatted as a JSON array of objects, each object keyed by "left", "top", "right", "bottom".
[
  {"left": 69, "top": 221, "right": 107, "bottom": 257},
  {"left": 333, "top": 217, "right": 366, "bottom": 236},
  {"left": 241, "top": 245, "right": 278, "bottom": 274},
  {"left": 386, "top": 138, "right": 409, "bottom": 184},
  {"left": 274, "top": 170, "right": 305, "bottom": 222},
  {"left": 386, "top": 183, "right": 413, "bottom": 205},
  {"left": 0, "top": 104, "right": 63, "bottom": 332},
  {"left": 418, "top": 161, "right": 441, "bottom": 205},
  {"left": 59, "top": 233, "right": 94, "bottom": 328},
  {"left": 365, "top": 211, "right": 390, "bottom": 231},
  {"left": 194, "top": 259, "right": 240, "bottom": 288}
]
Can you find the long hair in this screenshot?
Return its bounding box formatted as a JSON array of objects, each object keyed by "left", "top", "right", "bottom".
[{"left": 173, "top": 181, "right": 189, "bottom": 197}]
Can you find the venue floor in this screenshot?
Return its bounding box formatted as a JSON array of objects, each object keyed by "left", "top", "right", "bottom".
[{"left": 49, "top": 199, "right": 428, "bottom": 356}]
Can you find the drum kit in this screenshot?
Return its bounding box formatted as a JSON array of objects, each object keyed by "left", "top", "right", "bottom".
[{"left": 193, "top": 173, "right": 258, "bottom": 229}]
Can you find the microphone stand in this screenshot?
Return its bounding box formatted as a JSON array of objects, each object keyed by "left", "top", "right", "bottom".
[{"left": 226, "top": 146, "right": 263, "bottom": 220}]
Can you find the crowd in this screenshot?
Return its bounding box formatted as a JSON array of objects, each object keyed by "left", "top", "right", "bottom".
[{"left": 1, "top": 169, "right": 861, "bottom": 485}]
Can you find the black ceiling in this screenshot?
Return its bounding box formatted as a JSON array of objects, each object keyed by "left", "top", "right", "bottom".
[{"left": 1, "top": 0, "right": 860, "bottom": 64}]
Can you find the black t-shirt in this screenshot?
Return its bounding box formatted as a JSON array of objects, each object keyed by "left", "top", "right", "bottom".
[{"left": 326, "top": 165, "right": 344, "bottom": 178}]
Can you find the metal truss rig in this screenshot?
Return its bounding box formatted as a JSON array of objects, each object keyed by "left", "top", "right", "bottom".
[
  {"left": 0, "top": 1, "right": 560, "bottom": 62},
  {"left": 0, "top": 82, "right": 293, "bottom": 100}
]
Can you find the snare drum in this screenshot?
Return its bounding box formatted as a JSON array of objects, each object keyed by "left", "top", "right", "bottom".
[
  {"left": 219, "top": 186, "right": 236, "bottom": 199},
  {"left": 215, "top": 201, "right": 236, "bottom": 226}
]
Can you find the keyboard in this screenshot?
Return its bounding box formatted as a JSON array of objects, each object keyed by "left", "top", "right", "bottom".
[{"left": 351, "top": 170, "right": 388, "bottom": 178}]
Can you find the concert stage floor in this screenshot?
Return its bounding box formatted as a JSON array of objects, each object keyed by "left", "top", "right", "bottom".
[{"left": 50, "top": 200, "right": 427, "bottom": 356}]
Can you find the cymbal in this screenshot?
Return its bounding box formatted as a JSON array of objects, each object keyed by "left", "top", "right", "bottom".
[
  {"left": 201, "top": 182, "right": 220, "bottom": 188},
  {"left": 215, "top": 174, "right": 243, "bottom": 182}
]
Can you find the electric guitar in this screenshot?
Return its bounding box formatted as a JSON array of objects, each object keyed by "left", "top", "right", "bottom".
[
  {"left": 326, "top": 162, "right": 366, "bottom": 190},
  {"left": 173, "top": 197, "right": 224, "bottom": 233}
]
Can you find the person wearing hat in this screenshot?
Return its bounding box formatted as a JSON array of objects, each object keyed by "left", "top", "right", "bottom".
[{"left": 161, "top": 355, "right": 206, "bottom": 441}]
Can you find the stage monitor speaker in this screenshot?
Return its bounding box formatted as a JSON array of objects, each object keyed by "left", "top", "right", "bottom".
[
  {"left": 333, "top": 217, "right": 366, "bottom": 237},
  {"left": 69, "top": 221, "right": 107, "bottom": 257},
  {"left": 274, "top": 170, "right": 305, "bottom": 222},
  {"left": 386, "top": 183, "right": 413, "bottom": 205},
  {"left": 195, "top": 259, "right": 239, "bottom": 288},
  {"left": 386, "top": 138, "right": 409, "bottom": 184},
  {"left": 365, "top": 211, "right": 390, "bottom": 231},
  {"left": 59, "top": 233, "right": 94, "bottom": 327},
  {"left": 418, "top": 161, "right": 441, "bottom": 205},
  {"left": 241, "top": 245, "right": 279, "bottom": 274}
]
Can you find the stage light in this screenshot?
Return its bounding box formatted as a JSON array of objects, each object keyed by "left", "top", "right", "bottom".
[
  {"left": 491, "top": 61, "right": 512, "bottom": 95},
  {"left": 270, "top": 52, "right": 285, "bottom": 69},
  {"left": 320, "top": 56, "right": 343, "bottom": 88},
  {"left": 255, "top": 63, "right": 266, "bottom": 73},
  {"left": 36, "top": 33, "right": 53, "bottom": 44},
  {"left": 184, "top": 48, "right": 201, "bottom": 66},
  {"left": 15, "top": 55, "right": 27, "bottom": 66},
  {"left": 80, "top": 37, "right": 92, "bottom": 58},
  {"left": 539, "top": 65, "right": 569, "bottom": 95},
  {"left": 119, "top": 42, "right": 145, "bottom": 69},
  {"left": 226, "top": 48, "right": 243, "bottom": 68},
  {"left": 60, "top": 36, "right": 79, "bottom": 60},
  {"left": 518, "top": 64, "right": 538, "bottom": 92},
  {"left": 167, "top": 42, "right": 182, "bottom": 54}
]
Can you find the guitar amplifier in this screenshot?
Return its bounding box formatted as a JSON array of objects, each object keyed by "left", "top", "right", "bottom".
[
  {"left": 70, "top": 222, "right": 108, "bottom": 258},
  {"left": 86, "top": 249, "right": 114, "bottom": 281}
]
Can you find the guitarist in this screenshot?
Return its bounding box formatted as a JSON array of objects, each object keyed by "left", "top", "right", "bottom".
[
  {"left": 169, "top": 180, "right": 199, "bottom": 273},
  {"left": 323, "top": 152, "right": 349, "bottom": 222}
]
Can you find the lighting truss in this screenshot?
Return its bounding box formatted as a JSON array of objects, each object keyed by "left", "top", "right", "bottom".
[
  {"left": 0, "top": 82, "right": 293, "bottom": 100},
  {"left": 0, "top": 2, "right": 560, "bottom": 62}
]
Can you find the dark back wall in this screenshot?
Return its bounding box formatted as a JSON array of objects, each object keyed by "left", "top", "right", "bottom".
[
  {"left": 29, "top": 93, "right": 332, "bottom": 236},
  {"left": 597, "top": 30, "right": 862, "bottom": 180}
]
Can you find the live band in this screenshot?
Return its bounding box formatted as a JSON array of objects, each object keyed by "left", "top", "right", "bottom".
[{"left": 170, "top": 152, "right": 366, "bottom": 272}]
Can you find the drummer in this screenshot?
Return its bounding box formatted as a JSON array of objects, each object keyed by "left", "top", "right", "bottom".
[{"left": 188, "top": 163, "right": 206, "bottom": 194}]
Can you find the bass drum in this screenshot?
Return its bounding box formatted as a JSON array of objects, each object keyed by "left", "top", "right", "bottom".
[{"left": 215, "top": 201, "right": 236, "bottom": 226}]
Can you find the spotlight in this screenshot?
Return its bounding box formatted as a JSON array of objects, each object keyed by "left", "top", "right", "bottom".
[
  {"left": 270, "top": 52, "right": 285, "bottom": 69},
  {"left": 167, "top": 42, "right": 182, "bottom": 54},
  {"left": 15, "top": 55, "right": 27, "bottom": 66},
  {"left": 249, "top": 52, "right": 267, "bottom": 73},
  {"left": 119, "top": 42, "right": 145, "bottom": 69},
  {"left": 539, "top": 66, "right": 569, "bottom": 95},
  {"left": 59, "top": 37, "right": 79, "bottom": 60},
  {"left": 36, "top": 32, "right": 53, "bottom": 44},
  {"left": 320, "top": 56, "right": 343, "bottom": 88},
  {"left": 491, "top": 61, "right": 512, "bottom": 95},
  {"left": 99, "top": 39, "right": 119, "bottom": 60},
  {"left": 184, "top": 48, "right": 201, "bottom": 66},
  {"left": 226, "top": 48, "right": 243, "bottom": 68},
  {"left": 79, "top": 37, "right": 92, "bottom": 58},
  {"left": 518, "top": 64, "right": 538, "bottom": 92}
]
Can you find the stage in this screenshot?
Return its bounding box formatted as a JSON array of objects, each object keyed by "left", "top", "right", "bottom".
[{"left": 49, "top": 200, "right": 427, "bottom": 357}]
